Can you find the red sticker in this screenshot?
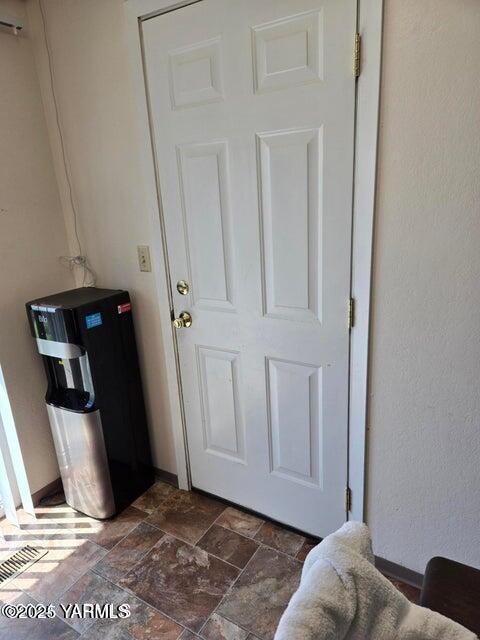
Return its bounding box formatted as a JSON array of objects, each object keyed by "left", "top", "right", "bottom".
[{"left": 118, "top": 302, "right": 132, "bottom": 314}]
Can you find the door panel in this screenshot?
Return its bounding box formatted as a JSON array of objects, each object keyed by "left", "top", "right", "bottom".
[
  {"left": 197, "top": 345, "right": 245, "bottom": 463},
  {"left": 257, "top": 127, "right": 322, "bottom": 322},
  {"left": 252, "top": 9, "right": 324, "bottom": 92},
  {"left": 169, "top": 36, "right": 224, "bottom": 109},
  {"left": 267, "top": 357, "right": 322, "bottom": 488},
  {"left": 143, "top": 0, "right": 356, "bottom": 536},
  {"left": 177, "top": 141, "right": 235, "bottom": 311}
]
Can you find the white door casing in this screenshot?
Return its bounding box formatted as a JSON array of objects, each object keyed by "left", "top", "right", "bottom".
[{"left": 142, "top": 0, "right": 358, "bottom": 536}]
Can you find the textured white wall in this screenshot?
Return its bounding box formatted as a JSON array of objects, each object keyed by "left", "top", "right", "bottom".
[
  {"left": 25, "top": 0, "right": 480, "bottom": 572},
  {"left": 367, "top": 0, "right": 480, "bottom": 572},
  {"left": 0, "top": 0, "right": 74, "bottom": 494}
]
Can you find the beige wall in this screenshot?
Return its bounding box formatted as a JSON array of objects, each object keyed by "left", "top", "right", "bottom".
[
  {"left": 26, "top": 0, "right": 177, "bottom": 474},
  {"left": 0, "top": 0, "right": 74, "bottom": 494},
  {"left": 25, "top": 0, "right": 480, "bottom": 572},
  {"left": 367, "top": 0, "right": 480, "bottom": 572}
]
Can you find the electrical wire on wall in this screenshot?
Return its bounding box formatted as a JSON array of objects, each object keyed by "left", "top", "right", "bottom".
[{"left": 38, "top": 0, "right": 96, "bottom": 287}]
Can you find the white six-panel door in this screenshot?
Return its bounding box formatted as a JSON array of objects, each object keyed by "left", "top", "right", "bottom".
[{"left": 143, "top": 0, "right": 356, "bottom": 537}]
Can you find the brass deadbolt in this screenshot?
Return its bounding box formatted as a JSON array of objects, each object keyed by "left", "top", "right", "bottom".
[{"left": 176, "top": 280, "right": 190, "bottom": 295}]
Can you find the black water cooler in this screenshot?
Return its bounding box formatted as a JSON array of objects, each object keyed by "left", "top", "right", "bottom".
[{"left": 26, "top": 287, "right": 154, "bottom": 519}]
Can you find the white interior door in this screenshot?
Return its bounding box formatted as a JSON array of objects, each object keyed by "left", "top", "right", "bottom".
[{"left": 143, "top": 0, "right": 356, "bottom": 537}]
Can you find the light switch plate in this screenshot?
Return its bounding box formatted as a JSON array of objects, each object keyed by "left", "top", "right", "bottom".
[{"left": 137, "top": 245, "right": 152, "bottom": 272}]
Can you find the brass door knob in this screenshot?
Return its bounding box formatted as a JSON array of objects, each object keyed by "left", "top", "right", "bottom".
[{"left": 173, "top": 311, "right": 192, "bottom": 329}]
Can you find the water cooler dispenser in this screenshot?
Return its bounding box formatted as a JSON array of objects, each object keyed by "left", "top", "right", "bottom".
[{"left": 26, "top": 287, "right": 154, "bottom": 519}]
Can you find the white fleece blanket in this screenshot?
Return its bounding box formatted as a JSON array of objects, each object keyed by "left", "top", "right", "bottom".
[{"left": 275, "top": 522, "right": 477, "bottom": 640}]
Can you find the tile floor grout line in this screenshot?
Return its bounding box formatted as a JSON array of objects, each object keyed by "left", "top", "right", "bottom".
[
  {"left": 4, "top": 499, "right": 301, "bottom": 638},
  {"left": 144, "top": 496, "right": 228, "bottom": 548},
  {"left": 253, "top": 523, "right": 306, "bottom": 557},
  {"left": 199, "top": 547, "right": 243, "bottom": 571},
  {"left": 56, "top": 553, "right": 129, "bottom": 609},
  {"left": 148, "top": 504, "right": 259, "bottom": 572},
  {"left": 210, "top": 517, "right": 264, "bottom": 543},
  {"left": 3, "top": 502, "right": 302, "bottom": 602},
  {"left": 251, "top": 519, "right": 266, "bottom": 539},
  {"left": 5, "top": 589, "right": 78, "bottom": 635},
  {"left": 62, "top": 526, "right": 136, "bottom": 552},
  {"left": 95, "top": 568, "right": 200, "bottom": 637},
  {"left": 144, "top": 517, "right": 216, "bottom": 549},
  {"left": 198, "top": 539, "right": 306, "bottom": 640},
  {"left": 93, "top": 574, "right": 171, "bottom": 627},
  {"left": 210, "top": 505, "right": 238, "bottom": 529},
  {"left": 210, "top": 610, "right": 255, "bottom": 640},
  {"left": 250, "top": 539, "right": 303, "bottom": 564},
  {"left": 201, "top": 513, "right": 306, "bottom": 559},
  {"left": 47, "top": 568, "right": 110, "bottom": 633},
  {"left": 197, "top": 544, "right": 265, "bottom": 638},
  {"left": 89, "top": 519, "right": 151, "bottom": 557},
  {"left": 201, "top": 501, "right": 308, "bottom": 544},
  {"left": 132, "top": 526, "right": 243, "bottom": 573},
  {"left": 139, "top": 490, "right": 302, "bottom": 558},
  {"left": 98, "top": 526, "right": 264, "bottom": 639},
  {"left": 94, "top": 528, "right": 247, "bottom": 635},
  {"left": 5, "top": 538, "right": 109, "bottom": 603},
  {"left": 194, "top": 524, "right": 303, "bottom": 573},
  {"left": 195, "top": 505, "right": 231, "bottom": 546},
  {"left": 192, "top": 512, "right": 304, "bottom": 564},
  {"left": 94, "top": 531, "right": 168, "bottom": 583},
  {"left": 132, "top": 482, "right": 180, "bottom": 520},
  {"left": 86, "top": 528, "right": 251, "bottom": 640},
  {"left": 140, "top": 490, "right": 210, "bottom": 544},
  {"left": 89, "top": 515, "right": 170, "bottom": 573},
  {"left": 11, "top": 529, "right": 302, "bottom": 612},
  {"left": 3, "top": 498, "right": 418, "bottom": 640},
  {"left": 12, "top": 488, "right": 169, "bottom": 579},
  {"left": 131, "top": 480, "right": 178, "bottom": 506}
]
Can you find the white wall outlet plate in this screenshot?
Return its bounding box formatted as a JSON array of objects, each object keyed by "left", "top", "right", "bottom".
[{"left": 137, "top": 245, "right": 152, "bottom": 272}]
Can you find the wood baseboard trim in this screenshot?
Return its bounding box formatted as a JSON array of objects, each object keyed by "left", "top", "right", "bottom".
[
  {"left": 31, "top": 477, "right": 63, "bottom": 506},
  {"left": 153, "top": 467, "right": 179, "bottom": 488},
  {"left": 375, "top": 555, "right": 424, "bottom": 589}
]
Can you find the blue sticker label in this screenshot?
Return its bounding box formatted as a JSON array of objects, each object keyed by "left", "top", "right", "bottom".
[{"left": 85, "top": 312, "right": 103, "bottom": 329}]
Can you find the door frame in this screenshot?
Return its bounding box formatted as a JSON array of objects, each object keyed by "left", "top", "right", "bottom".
[{"left": 124, "top": 0, "right": 383, "bottom": 522}]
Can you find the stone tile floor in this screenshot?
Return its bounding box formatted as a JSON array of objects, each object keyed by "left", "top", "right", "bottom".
[{"left": 0, "top": 482, "right": 420, "bottom": 640}]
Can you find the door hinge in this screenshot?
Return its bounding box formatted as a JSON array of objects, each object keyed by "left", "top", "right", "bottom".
[
  {"left": 345, "top": 486, "right": 352, "bottom": 512},
  {"left": 353, "top": 33, "right": 361, "bottom": 78},
  {"left": 348, "top": 297, "right": 355, "bottom": 330}
]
